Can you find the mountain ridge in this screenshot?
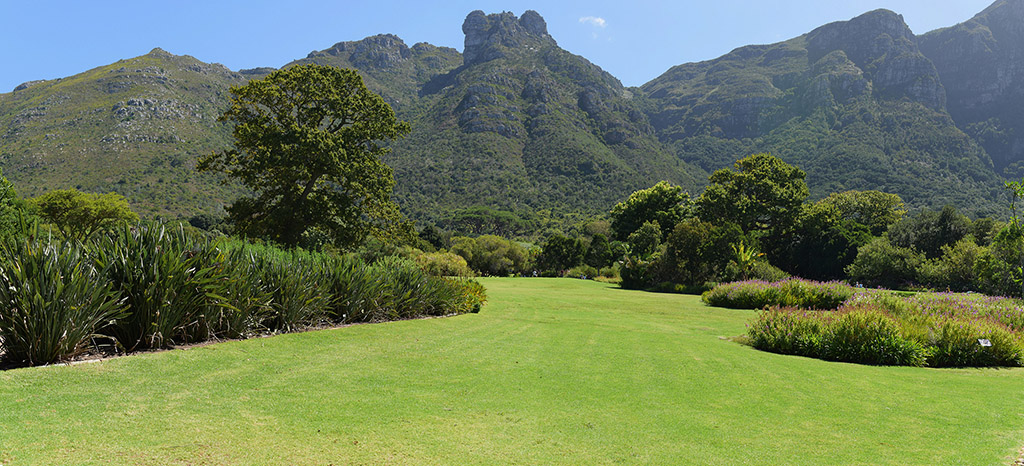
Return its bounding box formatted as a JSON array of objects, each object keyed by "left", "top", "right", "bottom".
[{"left": 1, "top": 2, "right": 1021, "bottom": 229}]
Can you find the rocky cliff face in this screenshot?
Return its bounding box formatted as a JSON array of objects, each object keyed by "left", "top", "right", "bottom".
[
  {"left": 641, "top": 8, "right": 1001, "bottom": 215},
  {"left": 808, "top": 9, "right": 945, "bottom": 110},
  {"left": 462, "top": 10, "right": 552, "bottom": 66},
  {"left": 384, "top": 10, "right": 700, "bottom": 226},
  {"left": 291, "top": 34, "right": 461, "bottom": 114},
  {"left": 919, "top": 0, "right": 1024, "bottom": 172}
]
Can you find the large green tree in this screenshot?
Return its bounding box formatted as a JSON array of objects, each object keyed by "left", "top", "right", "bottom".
[
  {"left": 888, "top": 205, "right": 972, "bottom": 259},
  {"left": 199, "top": 64, "right": 410, "bottom": 248},
  {"left": 609, "top": 181, "right": 688, "bottom": 241},
  {"left": 695, "top": 153, "right": 808, "bottom": 266},
  {"left": 813, "top": 190, "right": 906, "bottom": 237},
  {"left": 695, "top": 153, "right": 808, "bottom": 235}
]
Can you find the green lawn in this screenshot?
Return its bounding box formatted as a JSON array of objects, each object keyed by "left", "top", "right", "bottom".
[{"left": 1, "top": 278, "right": 1022, "bottom": 465}]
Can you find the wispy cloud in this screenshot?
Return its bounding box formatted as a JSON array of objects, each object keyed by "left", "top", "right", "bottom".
[{"left": 579, "top": 16, "right": 607, "bottom": 28}]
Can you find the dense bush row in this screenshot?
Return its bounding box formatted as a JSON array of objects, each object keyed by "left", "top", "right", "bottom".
[
  {"left": 701, "top": 279, "right": 855, "bottom": 310},
  {"left": 744, "top": 291, "right": 1024, "bottom": 367},
  {"left": 0, "top": 222, "right": 486, "bottom": 367}
]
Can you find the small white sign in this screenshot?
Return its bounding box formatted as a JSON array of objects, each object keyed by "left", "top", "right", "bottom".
[{"left": 978, "top": 339, "right": 992, "bottom": 347}]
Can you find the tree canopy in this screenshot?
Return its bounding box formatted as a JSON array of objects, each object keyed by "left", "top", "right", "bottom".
[
  {"left": 31, "top": 189, "right": 137, "bottom": 240},
  {"left": 609, "top": 181, "right": 688, "bottom": 241},
  {"left": 199, "top": 64, "right": 410, "bottom": 248},
  {"left": 813, "top": 190, "right": 906, "bottom": 237},
  {"left": 695, "top": 153, "right": 808, "bottom": 235}
]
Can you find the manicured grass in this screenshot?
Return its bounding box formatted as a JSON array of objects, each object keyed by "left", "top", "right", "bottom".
[{"left": 1, "top": 278, "right": 1023, "bottom": 465}]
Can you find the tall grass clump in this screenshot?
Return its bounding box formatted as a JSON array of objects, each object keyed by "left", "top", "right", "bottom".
[
  {"left": 0, "top": 220, "right": 487, "bottom": 368},
  {"left": 324, "top": 253, "right": 384, "bottom": 323},
  {"left": 209, "top": 247, "right": 274, "bottom": 339},
  {"left": 255, "top": 247, "right": 332, "bottom": 332},
  {"left": 324, "top": 254, "right": 487, "bottom": 323},
  {"left": 0, "top": 228, "right": 126, "bottom": 365},
  {"left": 94, "top": 223, "right": 225, "bottom": 351},
  {"left": 703, "top": 278, "right": 855, "bottom": 310},
  {"left": 371, "top": 256, "right": 485, "bottom": 320}
]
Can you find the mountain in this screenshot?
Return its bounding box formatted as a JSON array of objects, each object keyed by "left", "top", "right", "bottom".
[
  {"left": 375, "top": 11, "right": 702, "bottom": 231},
  {"left": 640, "top": 9, "right": 1003, "bottom": 216},
  {"left": 918, "top": 0, "right": 1024, "bottom": 176},
  {"left": 0, "top": 48, "right": 246, "bottom": 217},
  {"left": 287, "top": 33, "right": 462, "bottom": 117},
  {"left": 1, "top": 3, "right": 1023, "bottom": 230}
]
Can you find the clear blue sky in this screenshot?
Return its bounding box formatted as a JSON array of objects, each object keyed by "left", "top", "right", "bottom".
[{"left": 0, "top": 0, "right": 995, "bottom": 93}]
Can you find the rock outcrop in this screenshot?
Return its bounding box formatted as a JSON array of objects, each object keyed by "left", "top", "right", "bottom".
[
  {"left": 807, "top": 9, "right": 945, "bottom": 110},
  {"left": 462, "top": 10, "right": 553, "bottom": 66},
  {"left": 919, "top": 0, "right": 1024, "bottom": 171}
]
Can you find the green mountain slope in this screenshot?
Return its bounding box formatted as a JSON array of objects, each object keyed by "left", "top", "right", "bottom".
[
  {"left": 1, "top": 4, "right": 1022, "bottom": 229},
  {"left": 287, "top": 33, "right": 462, "bottom": 117},
  {"left": 641, "top": 9, "right": 1003, "bottom": 216},
  {"left": 0, "top": 48, "right": 248, "bottom": 217},
  {"left": 382, "top": 10, "right": 702, "bottom": 229},
  {"left": 918, "top": 0, "right": 1024, "bottom": 175}
]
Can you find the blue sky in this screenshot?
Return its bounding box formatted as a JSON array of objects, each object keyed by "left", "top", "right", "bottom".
[{"left": 0, "top": 0, "right": 995, "bottom": 93}]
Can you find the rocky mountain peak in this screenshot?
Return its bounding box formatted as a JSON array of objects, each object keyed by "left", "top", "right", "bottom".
[
  {"left": 146, "top": 47, "right": 174, "bottom": 59},
  {"left": 807, "top": 10, "right": 913, "bottom": 66},
  {"left": 976, "top": 0, "right": 1024, "bottom": 38},
  {"left": 807, "top": 9, "right": 944, "bottom": 109},
  {"left": 305, "top": 34, "right": 413, "bottom": 69},
  {"left": 979, "top": 0, "right": 1024, "bottom": 19},
  {"left": 462, "top": 10, "right": 553, "bottom": 66}
]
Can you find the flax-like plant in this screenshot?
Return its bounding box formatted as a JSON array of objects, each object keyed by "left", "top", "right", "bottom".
[
  {"left": 0, "top": 230, "right": 126, "bottom": 365},
  {"left": 209, "top": 247, "right": 274, "bottom": 339},
  {"left": 94, "top": 223, "right": 223, "bottom": 351},
  {"left": 325, "top": 254, "right": 385, "bottom": 323},
  {"left": 256, "top": 249, "right": 331, "bottom": 332}
]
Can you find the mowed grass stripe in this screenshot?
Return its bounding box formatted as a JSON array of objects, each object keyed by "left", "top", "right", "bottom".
[{"left": 1, "top": 278, "right": 1022, "bottom": 465}]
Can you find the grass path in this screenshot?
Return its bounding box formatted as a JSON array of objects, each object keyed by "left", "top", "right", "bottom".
[{"left": 1, "top": 278, "right": 1023, "bottom": 465}]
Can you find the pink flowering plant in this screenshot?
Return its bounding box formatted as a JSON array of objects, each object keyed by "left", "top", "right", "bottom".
[
  {"left": 743, "top": 290, "right": 1024, "bottom": 367},
  {"left": 701, "top": 278, "right": 855, "bottom": 310}
]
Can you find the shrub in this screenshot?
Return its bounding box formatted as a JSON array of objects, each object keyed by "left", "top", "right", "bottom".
[
  {"left": 918, "top": 237, "right": 982, "bottom": 292},
  {"left": 747, "top": 308, "right": 828, "bottom": 357},
  {"left": 818, "top": 307, "right": 929, "bottom": 366},
  {"left": 846, "top": 236, "right": 924, "bottom": 289},
  {"left": 451, "top": 235, "right": 529, "bottom": 276},
  {"left": 410, "top": 249, "right": 475, "bottom": 277},
  {"left": 619, "top": 256, "right": 657, "bottom": 290},
  {"left": 927, "top": 318, "right": 1022, "bottom": 367},
  {"left": 0, "top": 232, "right": 126, "bottom": 365},
  {"left": 567, "top": 265, "right": 599, "bottom": 279},
  {"left": 746, "top": 292, "right": 1024, "bottom": 367},
  {"left": 370, "top": 256, "right": 487, "bottom": 319},
  {"left": 599, "top": 264, "right": 619, "bottom": 279},
  {"left": 702, "top": 279, "right": 855, "bottom": 310}
]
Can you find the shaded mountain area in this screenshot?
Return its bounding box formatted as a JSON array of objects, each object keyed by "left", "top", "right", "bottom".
[
  {"left": 2, "top": 3, "right": 1024, "bottom": 229},
  {"left": 641, "top": 8, "right": 1003, "bottom": 216},
  {"left": 919, "top": 0, "right": 1024, "bottom": 176}
]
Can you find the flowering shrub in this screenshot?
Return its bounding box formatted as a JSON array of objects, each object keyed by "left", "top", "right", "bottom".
[
  {"left": 702, "top": 278, "right": 855, "bottom": 310},
  {"left": 745, "top": 293, "right": 1024, "bottom": 367}
]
